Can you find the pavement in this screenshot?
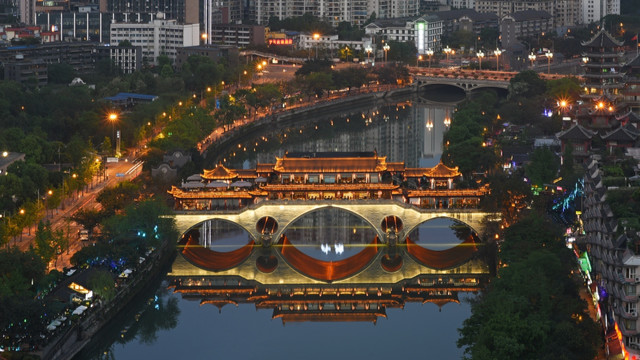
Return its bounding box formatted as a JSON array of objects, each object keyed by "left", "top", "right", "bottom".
[{"left": 13, "top": 158, "right": 143, "bottom": 271}]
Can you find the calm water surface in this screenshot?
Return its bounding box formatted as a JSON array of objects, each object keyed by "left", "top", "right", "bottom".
[{"left": 80, "top": 92, "right": 485, "bottom": 360}]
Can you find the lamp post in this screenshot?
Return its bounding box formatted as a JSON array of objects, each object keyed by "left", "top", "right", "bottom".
[
  {"left": 365, "top": 45, "right": 372, "bottom": 64},
  {"left": 494, "top": 48, "right": 502, "bottom": 71},
  {"left": 426, "top": 49, "right": 434, "bottom": 68},
  {"left": 477, "top": 50, "right": 485, "bottom": 70},
  {"left": 444, "top": 46, "right": 452, "bottom": 64},
  {"left": 108, "top": 113, "right": 118, "bottom": 156},
  {"left": 545, "top": 51, "right": 553, "bottom": 74},
  {"left": 528, "top": 53, "right": 536, "bottom": 68},
  {"left": 313, "top": 33, "right": 320, "bottom": 59},
  {"left": 383, "top": 43, "right": 390, "bottom": 63}
]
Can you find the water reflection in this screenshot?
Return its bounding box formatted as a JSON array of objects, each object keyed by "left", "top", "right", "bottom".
[
  {"left": 75, "top": 279, "right": 180, "bottom": 360},
  {"left": 406, "top": 218, "right": 475, "bottom": 250},
  {"left": 179, "top": 220, "right": 254, "bottom": 272},
  {"left": 194, "top": 219, "right": 252, "bottom": 252},
  {"left": 282, "top": 208, "right": 377, "bottom": 261},
  {"left": 214, "top": 94, "right": 458, "bottom": 170}
]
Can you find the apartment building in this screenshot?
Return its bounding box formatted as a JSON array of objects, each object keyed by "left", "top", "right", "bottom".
[{"left": 110, "top": 18, "right": 199, "bottom": 65}]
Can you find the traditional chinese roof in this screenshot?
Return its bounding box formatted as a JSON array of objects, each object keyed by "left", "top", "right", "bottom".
[
  {"left": 425, "top": 162, "right": 461, "bottom": 178},
  {"left": 405, "top": 187, "right": 489, "bottom": 198},
  {"left": 261, "top": 183, "right": 399, "bottom": 192},
  {"left": 168, "top": 186, "right": 256, "bottom": 199},
  {"left": 273, "top": 152, "right": 390, "bottom": 173},
  {"left": 556, "top": 124, "right": 596, "bottom": 141},
  {"left": 404, "top": 162, "right": 460, "bottom": 179},
  {"left": 581, "top": 29, "right": 624, "bottom": 48},
  {"left": 202, "top": 163, "right": 238, "bottom": 180},
  {"left": 625, "top": 53, "right": 640, "bottom": 69},
  {"left": 235, "top": 169, "right": 258, "bottom": 179},
  {"left": 617, "top": 111, "right": 640, "bottom": 124},
  {"left": 623, "top": 123, "right": 640, "bottom": 135},
  {"left": 600, "top": 127, "right": 638, "bottom": 142},
  {"left": 273, "top": 309, "right": 386, "bottom": 323}
]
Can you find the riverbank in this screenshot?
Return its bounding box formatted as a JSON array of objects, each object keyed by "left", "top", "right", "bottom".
[
  {"left": 202, "top": 84, "right": 416, "bottom": 164},
  {"left": 34, "top": 240, "right": 175, "bottom": 360}
]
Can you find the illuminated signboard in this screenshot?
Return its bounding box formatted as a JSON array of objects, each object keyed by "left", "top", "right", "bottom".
[{"left": 268, "top": 38, "right": 293, "bottom": 45}]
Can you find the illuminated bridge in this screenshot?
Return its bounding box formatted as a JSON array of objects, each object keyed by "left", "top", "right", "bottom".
[
  {"left": 170, "top": 200, "right": 497, "bottom": 245},
  {"left": 168, "top": 203, "right": 492, "bottom": 322},
  {"left": 409, "top": 67, "right": 575, "bottom": 93}
]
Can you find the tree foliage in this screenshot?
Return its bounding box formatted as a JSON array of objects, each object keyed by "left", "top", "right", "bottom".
[
  {"left": 458, "top": 215, "right": 602, "bottom": 360},
  {"left": 525, "top": 147, "right": 560, "bottom": 187}
]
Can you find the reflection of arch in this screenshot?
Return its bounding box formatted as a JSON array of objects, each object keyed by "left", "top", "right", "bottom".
[
  {"left": 181, "top": 234, "right": 254, "bottom": 271},
  {"left": 180, "top": 218, "right": 257, "bottom": 245},
  {"left": 405, "top": 235, "right": 476, "bottom": 269},
  {"left": 256, "top": 255, "right": 278, "bottom": 273},
  {"left": 277, "top": 206, "right": 381, "bottom": 242},
  {"left": 279, "top": 235, "right": 379, "bottom": 281},
  {"left": 381, "top": 254, "right": 403, "bottom": 272}
]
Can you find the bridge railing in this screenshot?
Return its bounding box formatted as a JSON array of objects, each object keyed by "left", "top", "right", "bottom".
[{"left": 172, "top": 198, "right": 486, "bottom": 215}]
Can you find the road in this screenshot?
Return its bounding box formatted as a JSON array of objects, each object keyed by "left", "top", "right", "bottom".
[{"left": 14, "top": 158, "right": 143, "bottom": 271}]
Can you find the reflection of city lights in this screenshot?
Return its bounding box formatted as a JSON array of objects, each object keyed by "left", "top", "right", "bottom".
[
  {"left": 321, "top": 243, "right": 345, "bottom": 255},
  {"left": 321, "top": 244, "right": 331, "bottom": 254}
]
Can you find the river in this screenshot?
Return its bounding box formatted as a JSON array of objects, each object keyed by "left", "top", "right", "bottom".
[{"left": 77, "top": 90, "right": 490, "bottom": 360}]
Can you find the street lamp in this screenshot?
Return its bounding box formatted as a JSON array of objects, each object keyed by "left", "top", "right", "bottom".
[
  {"left": 365, "top": 45, "right": 372, "bottom": 64},
  {"left": 494, "top": 48, "right": 502, "bottom": 71},
  {"left": 383, "top": 43, "right": 390, "bottom": 63},
  {"left": 528, "top": 53, "right": 536, "bottom": 67},
  {"left": 444, "top": 46, "right": 452, "bottom": 64},
  {"left": 313, "top": 33, "right": 320, "bottom": 59},
  {"left": 477, "top": 51, "right": 485, "bottom": 70},
  {"left": 545, "top": 51, "right": 553, "bottom": 74},
  {"left": 426, "top": 49, "right": 434, "bottom": 68},
  {"left": 108, "top": 113, "right": 118, "bottom": 156}
]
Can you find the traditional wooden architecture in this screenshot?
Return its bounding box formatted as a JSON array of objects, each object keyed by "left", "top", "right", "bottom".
[
  {"left": 601, "top": 126, "right": 639, "bottom": 154},
  {"left": 556, "top": 124, "right": 596, "bottom": 159},
  {"left": 168, "top": 152, "right": 488, "bottom": 211},
  {"left": 622, "top": 54, "right": 640, "bottom": 114},
  {"left": 576, "top": 30, "right": 626, "bottom": 130},
  {"left": 581, "top": 30, "right": 625, "bottom": 100}
]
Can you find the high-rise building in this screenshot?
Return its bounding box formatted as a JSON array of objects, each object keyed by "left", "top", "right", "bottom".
[
  {"left": 253, "top": 0, "right": 419, "bottom": 27},
  {"left": 110, "top": 18, "right": 199, "bottom": 65},
  {"left": 580, "top": 0, "right": 619, "bottom": 25}
]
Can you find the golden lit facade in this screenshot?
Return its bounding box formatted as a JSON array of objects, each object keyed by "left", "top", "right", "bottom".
[{"left": 168, "top": 152, "right": 487, "bottom": 211}]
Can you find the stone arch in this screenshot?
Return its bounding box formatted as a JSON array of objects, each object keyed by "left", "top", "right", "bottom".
[
  {"left": 403, "top": 214, "right": 482, "bottom": 240},
  {"left": 177, "top": 218, "right": 256, "bottom": 271},
  {"left": 176, "top": 216, "right": 257, "bottom": 243},
  {"left": 274, "top": 205, "right": 385, "bottom": 242}
]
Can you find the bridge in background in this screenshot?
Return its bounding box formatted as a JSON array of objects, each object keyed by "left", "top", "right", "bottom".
[{"left": 409, "top": 67, "right": 575, "bottom": 93}]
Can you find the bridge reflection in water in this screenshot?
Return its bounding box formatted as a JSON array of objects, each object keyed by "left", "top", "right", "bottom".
[{"left": 169, "top": 208, "right": 490, "bottom": 324}]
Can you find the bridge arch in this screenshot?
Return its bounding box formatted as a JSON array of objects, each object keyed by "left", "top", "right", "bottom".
[
  {"left": 168, "top": 202, "right": 497, "bottom": 249},
  {"left": 178, "top": 218, "right": 256, "bottom": 271},
  {"left": 403, "top": 214, "right": 483, "bottom": 240},
  {"left": 275, "top": 205, "right": 384, "bottom": 242}
]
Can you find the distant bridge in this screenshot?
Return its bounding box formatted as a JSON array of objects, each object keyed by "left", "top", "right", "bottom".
[
  {"left": 239, "top": 50, "right": 308, "bottom": 64},
  {"left": 409, "top": 67, "right": 575, "bottom": 93}
]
